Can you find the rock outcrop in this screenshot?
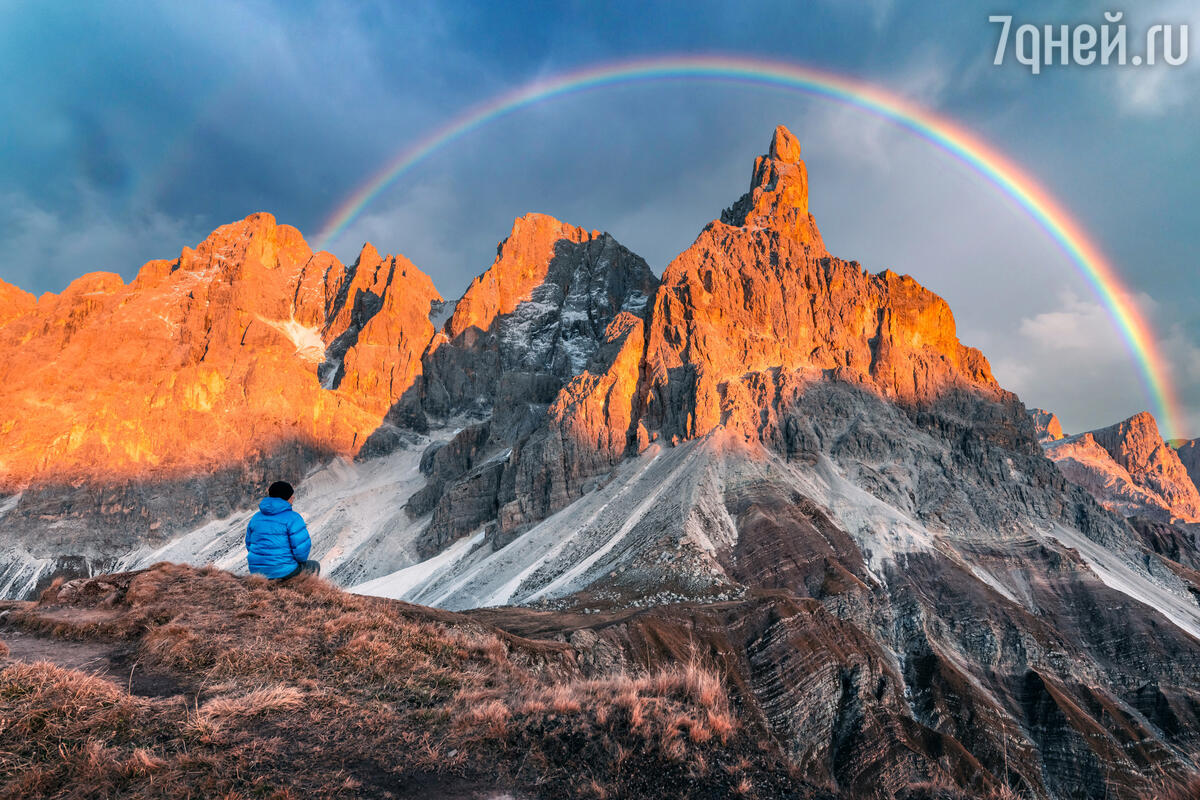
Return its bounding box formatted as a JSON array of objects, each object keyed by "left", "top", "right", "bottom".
[
  {"left": 0, "top": 278, "right": 35, "bottom": 326},
  {"left": 1045, "top": 411, "right": 1200, "bottom": 523},
  {"left": 720, "top": 125, "right": 824, "bottom": 250},
  {"left": 1029, "top": 407, "right": 1066, "bottom": 441}
]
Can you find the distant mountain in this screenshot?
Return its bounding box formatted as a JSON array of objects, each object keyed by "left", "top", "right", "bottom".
[
  {"left": 1029, "top": 407, "right": 1065, "bottom": 442},
  {"left": 1044, "top": 411, "right": 1200, "bottom": 524},
  {"left": 0, "top": 214, "right": 451, "bottom": 594},
  {"left": 1179, "top": 438, "right": 1200, "bottom": 493},
  {"left": 2, "top": 125, "right": 1200, "bottom": 798}
]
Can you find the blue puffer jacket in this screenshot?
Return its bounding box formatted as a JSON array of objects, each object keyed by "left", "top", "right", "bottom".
[{"left": 245, "top": 497, "right": 312, "bottom": 578}]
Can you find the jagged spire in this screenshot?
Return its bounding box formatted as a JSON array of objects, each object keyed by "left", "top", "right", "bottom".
[{"left": 721, "top": 124, "right": 823, "bottom": 249}]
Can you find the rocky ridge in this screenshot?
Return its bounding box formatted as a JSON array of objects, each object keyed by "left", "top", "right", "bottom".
[
  {"left": 0, "top": 214, "right": 441, "bottom": 590},
  {"left": 0, "top": 214, "right": 441, "bottom": 485},
  {"left": 1044, "top": 411, "right": 1200, "bottom": 524}
]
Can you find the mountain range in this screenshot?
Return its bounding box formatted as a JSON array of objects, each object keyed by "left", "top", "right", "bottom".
[{"left": 2, "top": 125, "right": 1200, "bottom": 798}]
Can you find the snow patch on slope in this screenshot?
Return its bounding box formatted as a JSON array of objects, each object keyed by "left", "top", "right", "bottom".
[
  {"left": 352, "top": 531, "right": 486, "bottom": 600},
  {"left": 256, "top": 316, "right": 326, "bottom": 363},
  {"left": 1044, "top": 523, "right": 1200, "bottom": 641},
  {"left": 353, "top": 440, "right": 711, "bottom": 610},
  {"left": 775, "top": 453, "right": 938, "bottom": 578}
]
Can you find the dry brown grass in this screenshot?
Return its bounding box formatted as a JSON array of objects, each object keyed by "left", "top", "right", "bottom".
[
  {"left": 1158, "top": 776, "right": 1200, "bottom": 800},
  {"left": 0, "top": 564, "right": 821, "bottom": 800}
]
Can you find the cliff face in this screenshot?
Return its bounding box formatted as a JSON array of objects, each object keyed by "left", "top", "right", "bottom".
[
  {"left": 0, "top": 214, "right": 442, "bottom": 572},
  {"left": 0, "top": 213, "right": 440, "bottom": 485}
]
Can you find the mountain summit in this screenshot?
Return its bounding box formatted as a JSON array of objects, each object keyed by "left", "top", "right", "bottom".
[
  {"left": 1045, "top": 410, "right": 1200, "bottom": 523},
  {"left": 720, "top": 124, "right": 824, "bottom": 248},
  {"left": 0, "top": 213, "right": 441, "bottom": 487}
]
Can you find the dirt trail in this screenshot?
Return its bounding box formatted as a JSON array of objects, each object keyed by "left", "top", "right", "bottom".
[{"left": 0, "top": 626, "right": 188, "bottom": 698}]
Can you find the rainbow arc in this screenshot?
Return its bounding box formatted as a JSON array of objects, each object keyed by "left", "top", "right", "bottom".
[{"left": 315, "top": 55, "right": 1185, "bottom": 442}]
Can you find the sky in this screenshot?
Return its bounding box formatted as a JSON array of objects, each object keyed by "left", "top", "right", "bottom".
[{"left": 1, "top": 0, "right": 1197, "bottom": 438}]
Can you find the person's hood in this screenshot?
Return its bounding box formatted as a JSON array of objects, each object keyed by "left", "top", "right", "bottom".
[{"left": 259, "top": 497, "right": 293, "bottom": 515}]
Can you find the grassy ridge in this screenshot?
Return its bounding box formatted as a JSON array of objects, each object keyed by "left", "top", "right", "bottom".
[{"left": 0, "top": 564, "right": 809, "bottom": 800}]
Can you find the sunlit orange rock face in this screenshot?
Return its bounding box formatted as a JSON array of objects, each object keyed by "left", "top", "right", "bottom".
[
  {"left": 0, "top": 279, "right": 35, "bottom": 326},
  {"left": 1030, "top": 408, "right": 1066, "bottom": 442},
  {"left": 719, "top": 125, "right": 824, "bottom": 250},
  {"left": 443, "top": 213, "right": 605, "bottom": 341},
  {"left": 1046, "top": 412, "right": 1200, "bottom": 523},
  {"left": 638, "top": 125, "right": 999, "bottom": 442},
  {"left": 0, "top": 213, "right": 440, "bottom": 487}
]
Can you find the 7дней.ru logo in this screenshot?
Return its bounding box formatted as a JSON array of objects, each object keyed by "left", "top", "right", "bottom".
[{"left": 991, "top": 12, "right": 1188, "bottom": 73}]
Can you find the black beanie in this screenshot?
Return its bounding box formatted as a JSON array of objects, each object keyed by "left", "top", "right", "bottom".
[{"left": 268, "top": 481, "right": 294, "bottom": 500}]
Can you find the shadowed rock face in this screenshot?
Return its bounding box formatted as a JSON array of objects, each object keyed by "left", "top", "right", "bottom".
[
  {"left": 3, "top": 126, "right": 1200, "bottom": 798},
  {"left": 1179, "top": 439, "right": 1200, "bottom": 494}
]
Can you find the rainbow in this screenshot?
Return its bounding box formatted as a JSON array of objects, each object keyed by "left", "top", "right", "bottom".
[{"left": 315, "top": 55, "right": 1186, "bottom": 442}]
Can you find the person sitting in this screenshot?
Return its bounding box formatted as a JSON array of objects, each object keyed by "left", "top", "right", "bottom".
[{"left": 245, "top": 481, "right": 320, "bottom": 579}]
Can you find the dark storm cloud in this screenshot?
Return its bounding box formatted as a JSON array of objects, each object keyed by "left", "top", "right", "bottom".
[{"left": 71, "top": 111, "right": 130, "bottom": 191}]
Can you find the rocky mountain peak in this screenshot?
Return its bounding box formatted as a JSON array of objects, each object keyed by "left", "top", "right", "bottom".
[
  {"left": 355, "top": 241, "right": 382, "bottom": 268},
  {"left": 768, "top": 123, "right": 803, "bottom": 163},
  {"left": 0, "top": 213, "right": 441, "bottom": 497},
  {"left": 1091, "top": 411, "right": 1175, "bottom": 473},
  {"left": 1045, "top": 411, "right": 1200, "bottom": 523},
  {"left": 443, "top": 212, "right": 607, "bottom": 341},
  {"left": 184, "top": 213, "right": 310, "bottom": 276},
  {"left": 644, "top": 125, "right": 1000, "bottom": 442},
  {"left": 1029, "top": 407, "right": 1066, "bottom": 442},
  {"left": 720, "top": 123, "right": 823, "bottom": 249},
  {"left": 405, "top": 211, "right": 657, "bottom": 425},
  {"left": 0, "top": 278, "right": 35, "bottom": 326}
]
